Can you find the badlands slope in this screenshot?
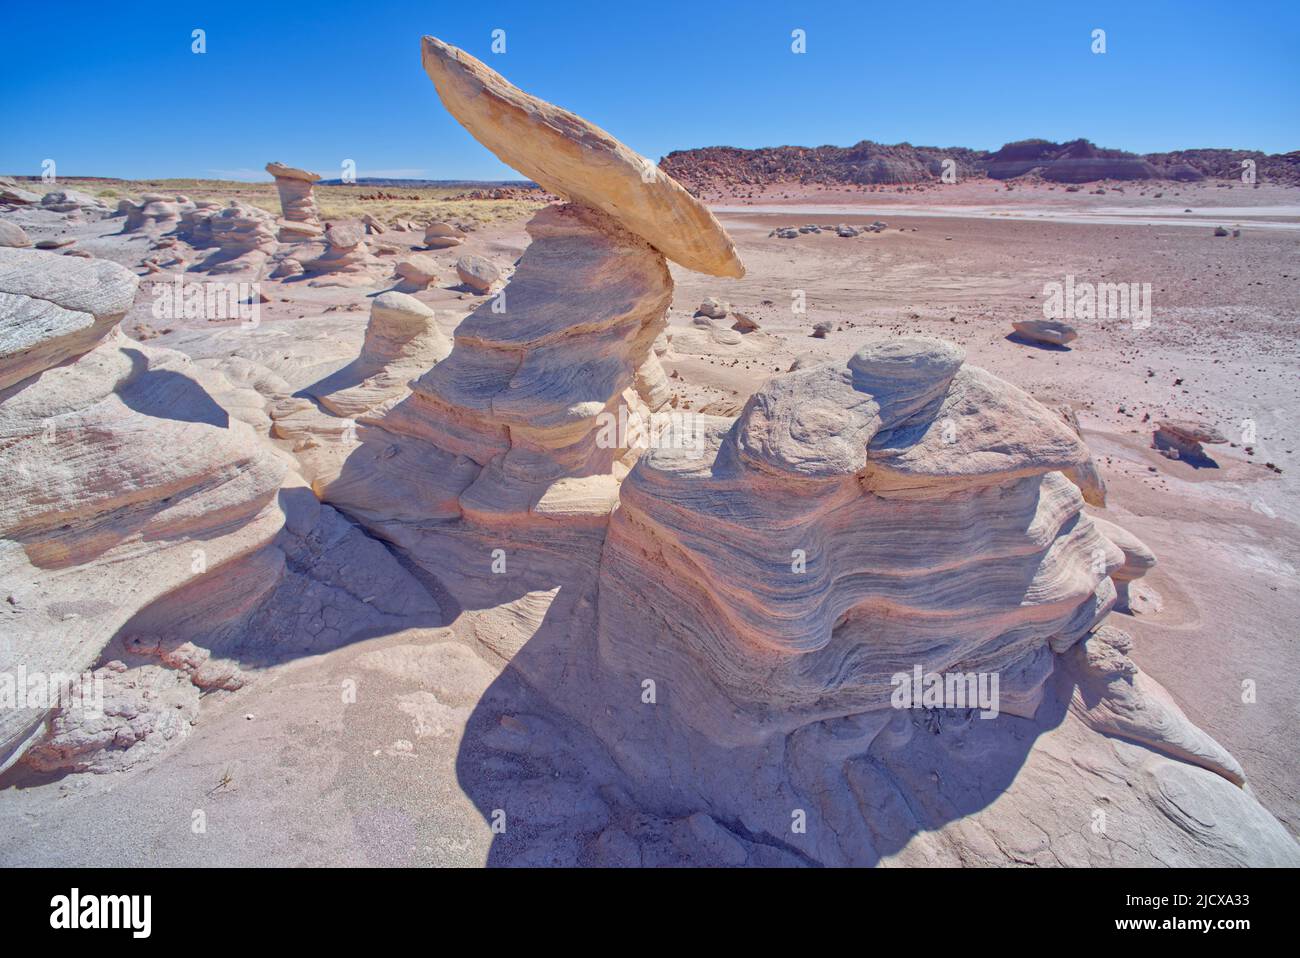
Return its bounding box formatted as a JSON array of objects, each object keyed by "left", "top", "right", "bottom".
[{"left": 0, "top": 38, "right": 1297, "bottom": 867}]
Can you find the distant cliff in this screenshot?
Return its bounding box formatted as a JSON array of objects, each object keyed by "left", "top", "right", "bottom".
[{"left": 659, "top": 138, "right": 1300, "bottom": 192}]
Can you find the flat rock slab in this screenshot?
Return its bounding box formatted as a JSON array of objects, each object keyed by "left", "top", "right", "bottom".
[{"left": 421, "top": 35, "right": 744, "bottom": 278}]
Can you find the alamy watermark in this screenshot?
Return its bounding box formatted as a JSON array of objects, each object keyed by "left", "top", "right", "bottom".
[
  {"left": 1042, "top": 274, "right": 1151, "bottom": 330},
  {"left": 594, "top": 405, "right": 705, "bottom": 456},
  {"left": 151, "top": 277, "right": 261, "bottom": 329},
  {"left": 0, "top": 667, "right": 104, "bottom": 717},
  {"left": 890, "top": 664, "right": 1000, "bottom": 718}
]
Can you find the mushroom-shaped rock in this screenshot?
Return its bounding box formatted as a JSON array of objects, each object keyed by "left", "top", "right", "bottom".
[
  {"left": 420, "top": 35, "right": 743, "bottom": 278},
  {"left": 1089, "top": 517, "right": 1157, "bottom": 612},
  {"left": 307, "top": 291, "right": 452, "bottom": 417},
  {"left": 265, "top": 162, "right": 322, "bottom": 226}
]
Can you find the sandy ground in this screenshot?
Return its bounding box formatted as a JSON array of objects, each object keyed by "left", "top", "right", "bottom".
[{"left": 0, "top": 182, "right": 1296, "bottom": 863}]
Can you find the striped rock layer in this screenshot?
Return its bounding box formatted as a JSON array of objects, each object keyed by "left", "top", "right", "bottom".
[
  {"left": 324, "top": 202, "right": 671, "bottom": 525},
  {"left": 598, "top": 338, "right": 1123, "bottom": 744}
]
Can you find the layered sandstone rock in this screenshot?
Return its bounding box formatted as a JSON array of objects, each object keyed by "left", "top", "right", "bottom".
[
  {"left": 306, "top": 291, "right": 451, "bottom": 418},
  {"left": 1089, "top": 516, "right": 1157, "bottom": 612},
  {"left": 292, "top": 221, "right": 379, "bottom": 286},
  {"left": 122, "top": 193, "right": 193, "bottom": 232},
  {"left": 0, "top": 252, "right": 288, "bottom": 770},
  {"left": 0, "top": 248, "right": 139, "bottom": 391},
  {"left": 266, "top": 162, "right": 322, "bottom": 240},
  {"left": 192, "top": 201, "right": 278, "bottom": 274},
  {"left": 597, "top": 338, "right": 1121, "bottom": 741},
  {"left": 325, "top": 201, "right": 671, "bottom": 524}
]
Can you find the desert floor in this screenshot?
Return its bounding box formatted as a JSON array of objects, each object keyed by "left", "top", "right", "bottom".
[{"left": 1, "top": 179, "right": 1295, "bottom": 865}]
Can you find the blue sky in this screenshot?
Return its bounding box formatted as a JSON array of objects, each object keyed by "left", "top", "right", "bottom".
[{"left": 2, "top": 0, "right": 1296, "bottom": 181}]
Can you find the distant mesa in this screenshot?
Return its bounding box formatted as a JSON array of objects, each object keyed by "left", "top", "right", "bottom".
[{"left": 660, "top": 137, "right": 1300, "bottom": 193}]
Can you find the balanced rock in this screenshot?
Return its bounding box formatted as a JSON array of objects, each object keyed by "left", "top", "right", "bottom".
[
  {"left": 265, "top": 161, "right": 322, "bottom": 227},
  {"left": 325, "top": 201, "right": 673, "bottom": 525},
  {"left": 1013, "top": 318, "right": 1078, "bottom": 347},
  {"left": 421, "top": 35, "right": 743, "bottom": 278},
  {"left": 294, "top": 221, "right": 378, "bottom": 284}
]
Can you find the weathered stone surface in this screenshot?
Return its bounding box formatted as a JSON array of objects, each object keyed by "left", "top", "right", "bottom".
[
  {"left": 0, "top": 178, "right": 42, "bottom": 206},
  {"left": 192, "top": 202, "right": 278, "bottom": 274},
  {"left": 1068, "top": 627, "right": 1242, "bottom": 785},
  {"left": 1058, "top": 404, "right": 1107, "bottom": 506},
  {"left": 695, "top": 297, "right": 728, "bottom": 319},
  {"left": 420, "top": 35, "right": 743, "bottom": 278},
  {"left": 121, "top": 193, "right": 192, "bottom": 232},
  {"left": 1154, "top": 419, "right": 1228, "bottom": 461},
  {"left": 0, "top": 248, "right": 139, "bottom": 391},
  {"left": 40, "top": 190, "right": 108, "bottom": 215}
]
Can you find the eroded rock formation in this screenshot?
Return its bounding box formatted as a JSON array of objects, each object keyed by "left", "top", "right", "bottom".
[
  {"left": 598, "top": 338, "right": 1119, "bottom": 740},
  {"left": 266, "top": 161, "right": 323, "bottom": 241}
]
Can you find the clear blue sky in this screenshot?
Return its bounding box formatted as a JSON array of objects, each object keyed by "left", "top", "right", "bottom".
[{"left": 2, "top": 0, "right": 1296, "bottom": 181}]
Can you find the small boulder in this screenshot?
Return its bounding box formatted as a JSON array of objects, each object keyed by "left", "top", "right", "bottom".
[
  {"left": 1154, "top": 419, "right": 1227, "bottom": 461},
  {"left": 1012, "top": 318, "right": 1078, "bottom": 347},
  {"left": 0, "top": 221, "right": 32, "bottom": 248},
  {"left": 395, "top": 254, "right": 441, "bottom": 290},
  {"left": 695, "top": 297, "right": 728, "bottom": 319},
  {"left": 455, "top": 254, "right": 500, "bottom": 292}
]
